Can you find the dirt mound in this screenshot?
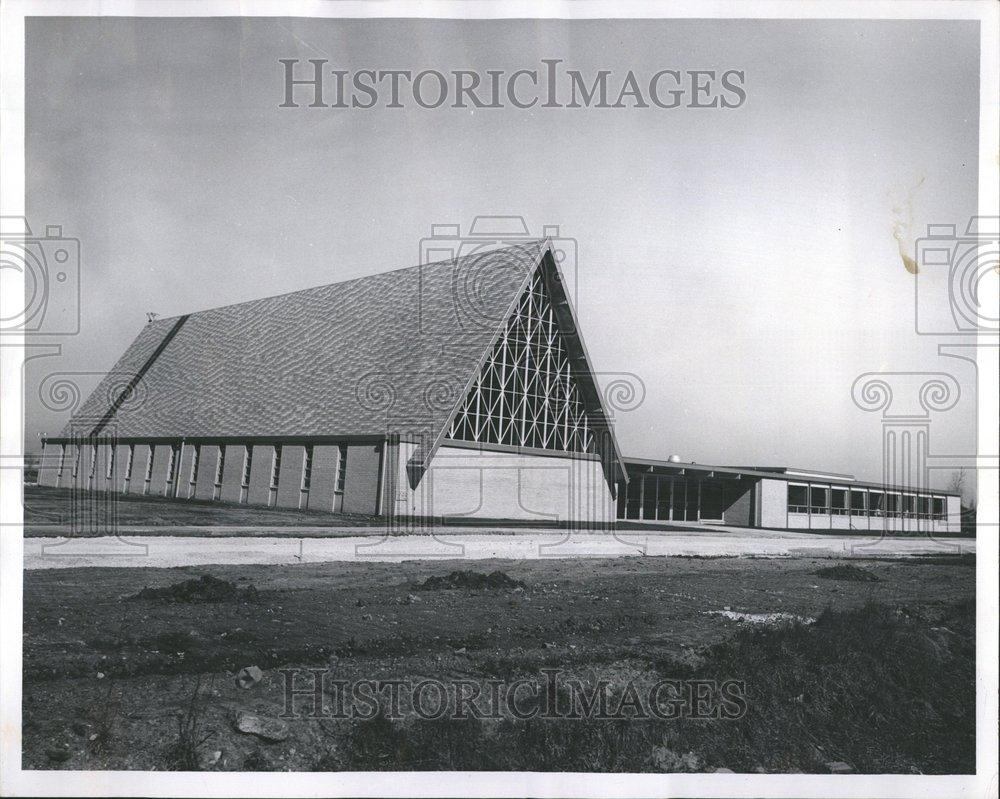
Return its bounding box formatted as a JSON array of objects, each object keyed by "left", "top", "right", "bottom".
[
  {"left": 130, "top": 574, "right": 259, "bottom": 604},
  {"left": 418, "top": 570, "right": 525, "bottom": 591},
  {"left": 814, "top": 564, "right": 879, "bottom": 582}
]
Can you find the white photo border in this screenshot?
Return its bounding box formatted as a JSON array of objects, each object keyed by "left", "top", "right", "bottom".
[{"left": 1, "top": 1, "right": 997, "bottom": 797}]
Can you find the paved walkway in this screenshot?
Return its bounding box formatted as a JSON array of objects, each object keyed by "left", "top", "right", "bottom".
[{"left": 23, "top": 529, "right": 974, "bottom": 570}]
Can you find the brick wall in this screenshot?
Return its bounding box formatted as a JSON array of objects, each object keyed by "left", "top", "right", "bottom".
[
  {"left": 194, "top": 445, "right": 221, "bottom": 500},
  {"left": 342, "top": 444, "right": 382, "bottom": 515},
  {"left": 175, "top": 444, "right": 198, "bottom": 499},
  {"left": 307, "top": 445, "right": 340, "bottom": 512},
  {"left": 220, "top": 445, "right": 248, "bottom": 504},
  {"left": 66, "top": 444, "right": 88, "bottom": 491},
  {"left": 127, "top": 445, "right": 152, "bottom": 495},
  {"left": 722, "top": 481, "right": 755, "bottom": 527},
  {"left": 38, "top": 443, "right": 63, "bottom": 488},
  {"left": 393, "top": 443, "right": 615, "bottom": 524},
  {"left": 113, "top": 444, "right": 132, "bottom": 493},
  {"left": 93, "top": 443, "right": 116, "bottom": 492},
  {"left": 275, "top": 445, "right": 306, "bottom": 509},
  {"left": 58, "top": 444, "right": 77, "bottom": 489},
  {"left": 149, "top": 445, "right": 175, "bottom": 498},
  {"left": 247, "top": 445, "right": 275, "bottom": 506},
  {"left": 80, "top": 443, "right": 98, "bottom": 491},
  {"left": 759, "top": 478, "right": 787, "bottom": 529}
]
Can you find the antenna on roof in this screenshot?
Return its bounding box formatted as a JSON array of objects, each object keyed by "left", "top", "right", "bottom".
[{"left": 146, "top": 312, "right": 158, "bottom": 324}]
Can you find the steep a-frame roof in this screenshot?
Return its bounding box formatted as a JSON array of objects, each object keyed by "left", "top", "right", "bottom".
[{"left": 59, "top": 240, "right": 627, "bottom": 487}]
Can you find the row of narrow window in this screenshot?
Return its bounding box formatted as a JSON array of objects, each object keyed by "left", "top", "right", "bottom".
[
  {"left": 53, "top": 443, "right": 349, "bottom": 507},
  {"left": 786, "top": 484, "right": 947, "bottom": 520}
]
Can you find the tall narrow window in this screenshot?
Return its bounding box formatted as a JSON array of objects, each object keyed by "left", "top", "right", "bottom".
[
  {"left": 123, "top": 445, "right": 135, "bottom": 491},
  {"left": 624, "top": 474, "right": 642, "bottom": 519},
  {"left": 641, "top": 475, "right": 657, "bottom": 520},
  {"left": 241, "top": 446, "right": 253, "bottom": 487},
  {"left": 189, "top": 445, "right": 201, "bottom": 495},
  {"left": 902, "top": 494, "right": 916, "bottom": 517},
  {"left": 270, "top": 446, "right": 282, "bottom": 490},
  {"left": 268, "top": 446, "right": 282, "bottom": 507},
  {"left": 239, "top": 446, "right": 253, "bottom": 504},
  {"left": 917, "top": 495, "right": 930, "bottom": 519},
  {"left": 88, "top": 443, "right": 98, "bottom": 489},
  {"left": 301, "top": 445, "right": 314, "bottom": 492},
  {"left": 142, "top": 448, "right": 154, "bottom": 494},
  {"left": 932, "top": 497, "right": 945, "bottom": 520},
  {"left": 655, "top": 477, "right": 672, "bottom": 521},
  {"left": 165, "top": 445, "right": 179, "bottom": 497},
  {"left": 336, "top": 444, "right": 348, "bottom": 494},
  {"left": 213, "top": 447, "right": 226, "bottom": 500}
]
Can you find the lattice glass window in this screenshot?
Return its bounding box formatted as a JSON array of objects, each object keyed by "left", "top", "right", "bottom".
[{"left": 447, "top": 268, "right": 596, "bottom": 453}]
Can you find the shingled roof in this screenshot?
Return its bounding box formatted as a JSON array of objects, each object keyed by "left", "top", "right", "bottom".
[{"left": 60, "top": 240, "right": 626, "bottom": 487}]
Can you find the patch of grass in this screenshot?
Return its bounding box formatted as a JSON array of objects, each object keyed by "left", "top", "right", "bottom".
[
  {"left": 666, "top": 598, "right": 975, "bottom": 773},
  {"left": 86, "top": 682, "right": 123, "bottom": 755},
  {"left": 166, "top": 676, "right": 216, "bottom": 770},
  {"left": 814, "top": 564, "right": 879, "bottom": 582},
  {"left": 336, "top": 599, "right": 974, "bottom": 773}
]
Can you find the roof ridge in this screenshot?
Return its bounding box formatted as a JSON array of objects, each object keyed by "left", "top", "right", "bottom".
[{"left": 148, "top": 239, "right": 548, "bottom": 324}]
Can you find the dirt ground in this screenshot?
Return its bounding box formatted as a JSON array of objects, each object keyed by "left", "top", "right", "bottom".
[{"left": 22, "top": 553, "right": 975, "bottom": 773}]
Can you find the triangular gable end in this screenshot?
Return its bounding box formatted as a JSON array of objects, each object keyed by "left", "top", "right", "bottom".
[{"left": 407, "top": 244, "right": 626, "bottom": 490}]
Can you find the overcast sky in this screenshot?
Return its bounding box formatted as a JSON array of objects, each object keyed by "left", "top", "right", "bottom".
[{"left": 25, "top": 17, "right": 980, "bottom": 491}]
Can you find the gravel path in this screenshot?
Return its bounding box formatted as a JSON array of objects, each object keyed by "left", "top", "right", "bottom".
[{"left": 23, "top": 529, "right": 974, "bottom": 569}]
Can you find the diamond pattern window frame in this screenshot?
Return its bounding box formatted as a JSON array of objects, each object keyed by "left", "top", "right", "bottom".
[{"left": 446, "top": 265, "right": 598, "bottom": 456}]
